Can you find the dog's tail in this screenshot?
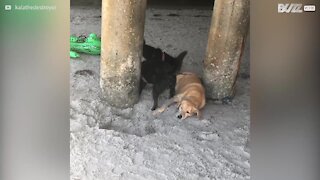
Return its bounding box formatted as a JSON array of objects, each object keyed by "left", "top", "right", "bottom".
[{"left": 175, "top": 51, "right": 187, "bottom": 72}]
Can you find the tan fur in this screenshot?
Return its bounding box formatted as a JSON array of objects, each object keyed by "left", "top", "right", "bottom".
[{"left": 154, "top": 72, "right": 206, "bottom": 120}]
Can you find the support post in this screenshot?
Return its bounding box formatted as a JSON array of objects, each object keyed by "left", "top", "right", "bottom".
[
  {"left": 100, "top": 0, "right": 147, "bottom": 108},
  {"left": 203, "top": 0, "right": 249, "bottom": 100}
]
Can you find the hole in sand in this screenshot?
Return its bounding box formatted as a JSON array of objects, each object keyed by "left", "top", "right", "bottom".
[{"left": 99, "top": 117, "right": 156, "bottom": 137}]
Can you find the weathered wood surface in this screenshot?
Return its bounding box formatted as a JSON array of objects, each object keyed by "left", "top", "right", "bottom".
[
  {"left": 203, "top": 0, "right": 249, "bottom": 100},
  {"left": 100, "top": 0, "right": 147, "bottom": 108}
]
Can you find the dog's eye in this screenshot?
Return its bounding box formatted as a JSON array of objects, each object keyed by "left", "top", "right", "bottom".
[{"left": 186, "top": 111, "right": 189, "bottom": 114}]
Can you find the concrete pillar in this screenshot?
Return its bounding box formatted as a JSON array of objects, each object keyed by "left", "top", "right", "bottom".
[
  {"left": 100, "top": 0, "right": 147, "bottom": 108},
  {"left": 203, "top": 0, "right": 249, "bottom": 100}
]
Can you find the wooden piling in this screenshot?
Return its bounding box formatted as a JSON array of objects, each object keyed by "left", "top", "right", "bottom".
[
  {"left": 203, "top": 0, "right": 249, "bottom": 100},
  {"left": 100, "top": 0, "right": 147, "bottom": 108}
]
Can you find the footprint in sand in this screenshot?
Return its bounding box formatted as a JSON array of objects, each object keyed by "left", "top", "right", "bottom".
[{"left": 196, "top": 131, "right": 220, "bottom": 141}]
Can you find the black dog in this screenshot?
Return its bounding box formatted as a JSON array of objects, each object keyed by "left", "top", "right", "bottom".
[{"left": 140, "top": 41, "right": 187, "bottom": 110}]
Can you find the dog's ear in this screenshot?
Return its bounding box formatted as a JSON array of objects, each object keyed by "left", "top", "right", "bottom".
[
  {"left": 175, "top": 51, "right": 187, "bottom": 72},
  {"left": 176, "top": 51, "right": 187, "bottom": 61}
]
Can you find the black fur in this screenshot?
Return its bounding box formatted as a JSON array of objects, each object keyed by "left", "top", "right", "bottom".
[{"left": 141, "top": 41, "right": 187, "bottom": 110}]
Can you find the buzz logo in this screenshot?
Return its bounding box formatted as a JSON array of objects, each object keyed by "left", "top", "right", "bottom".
[{"left": 278, "top": 3, "right": 303, "bottom": 13}]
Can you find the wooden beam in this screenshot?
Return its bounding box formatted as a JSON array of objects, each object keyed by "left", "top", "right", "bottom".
[
  {"left": 100, "top": 0, "right": 147, "bottom": 108},
  {"left": 203, "top": 0, "right": 249, "bottom": 100}
]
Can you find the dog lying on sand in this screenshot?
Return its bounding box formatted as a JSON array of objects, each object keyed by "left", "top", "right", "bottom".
[
  {"left": 153, "top": 72, "right": 206, "bottom": 120},
  {"left": 140, "top": 41, "right": 187, "bottom": 110}
]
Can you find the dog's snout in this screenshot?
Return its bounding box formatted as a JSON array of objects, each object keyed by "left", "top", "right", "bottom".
[{"left": 177, "top": 114, "right": 182, "bottom": 119}]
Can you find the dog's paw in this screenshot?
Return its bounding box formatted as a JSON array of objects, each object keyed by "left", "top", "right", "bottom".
[
  {"left": 152, "top": 111, "right": 158, "bottom": 116},
  {"left": 151, "top": 104, "right": 158, "bottom": 111},
  {"left": 158, "top": 107, "right": 166, "bottom": 113},
  {"left": 152, "top": 110, "right": 160, "bottom": 116},
  {"left": 152, "top": 107, "right": 165, "bottom": 116}
]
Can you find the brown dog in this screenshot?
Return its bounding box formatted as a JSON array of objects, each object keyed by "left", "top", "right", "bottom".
[{"left": 153, "top": 72, "right": 206, "bottom": 120}]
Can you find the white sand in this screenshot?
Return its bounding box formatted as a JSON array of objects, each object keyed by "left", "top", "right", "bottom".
[{"left": 71, "top": 7, "right": 250, "bottom": 180}]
